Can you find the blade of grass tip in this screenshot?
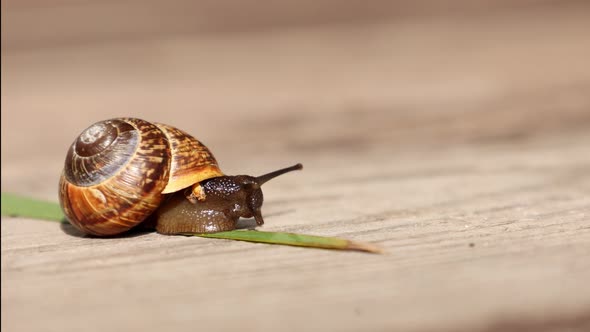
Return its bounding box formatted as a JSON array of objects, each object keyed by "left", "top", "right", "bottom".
[
  {"left": 1, "top": 192, "right": 65, "bottom": 222},
  {"left": 1, "top": 192, "right": 383, "bottom": 253},
  {"left": 189, "top": 230, "right": 383, "bottom": 254}
]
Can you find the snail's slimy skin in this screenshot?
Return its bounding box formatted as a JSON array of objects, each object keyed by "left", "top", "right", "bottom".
[
  {"left": 155, "top": 175, "right": 264, "bottom": 234},
  {"left": 155, "top": 165, "right": 303, "bottom": 235}
]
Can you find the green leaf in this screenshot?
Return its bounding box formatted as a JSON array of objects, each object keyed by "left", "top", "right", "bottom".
[
  {"left": 1, "top": 192, "right": 382, "bottom": 253},
  {"left": 185, "top": 230, "right": 383, "bottom": 253},
  {"left": 1, "top": 193, "right": 65, "bottom": 222}
]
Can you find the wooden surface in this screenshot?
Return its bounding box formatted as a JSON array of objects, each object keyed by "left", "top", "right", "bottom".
[{"left": 2, "top": 1, "right": 590, "bottom": 331}]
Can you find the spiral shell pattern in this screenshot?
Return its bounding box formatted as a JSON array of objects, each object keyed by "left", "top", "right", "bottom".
[{"left": 59, "top": 118, "right": 223, "bottom": 236}]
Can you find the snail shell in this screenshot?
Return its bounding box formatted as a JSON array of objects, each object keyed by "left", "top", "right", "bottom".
[{"left": 58, "top": 118, "right": 223, "bottom": 236}]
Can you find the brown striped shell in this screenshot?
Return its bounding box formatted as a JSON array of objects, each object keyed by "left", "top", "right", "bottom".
[{"left": 58, "top": 118, "right": 223, "bottom": 236}]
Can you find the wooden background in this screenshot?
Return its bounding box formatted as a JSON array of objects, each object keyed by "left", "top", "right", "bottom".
[{"left": 2, "top": 1, "right": 590, "bottom": 331}]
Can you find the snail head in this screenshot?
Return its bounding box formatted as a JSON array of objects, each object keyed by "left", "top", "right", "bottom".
[{"left": 199, "top": 164, "right": 303, "bottom": 225}]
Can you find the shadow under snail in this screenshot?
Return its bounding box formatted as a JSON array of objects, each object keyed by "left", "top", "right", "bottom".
[{"left": 58, "top": 118, "right": 302, "bottom": 237}]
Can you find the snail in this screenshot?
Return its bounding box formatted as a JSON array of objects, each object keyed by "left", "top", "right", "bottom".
[{"left": 58, "top": 118, "right": 302, "bottom": 237}]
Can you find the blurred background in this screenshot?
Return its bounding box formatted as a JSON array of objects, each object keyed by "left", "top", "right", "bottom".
[
  {"left": 2, "top": 0, "right": 590, "bottom": 198},
  {"left": 3, "top": 2, "right": 590, "bottom": 331}
]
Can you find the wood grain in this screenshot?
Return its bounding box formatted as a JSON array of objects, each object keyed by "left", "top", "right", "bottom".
[{"left": 2, "top": 1, "right": 590, "bottom": 331}]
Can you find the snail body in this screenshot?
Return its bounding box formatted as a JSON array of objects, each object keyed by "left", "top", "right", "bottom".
[{"left": 58, "top": 118, "right": 301, "bottom": 237}]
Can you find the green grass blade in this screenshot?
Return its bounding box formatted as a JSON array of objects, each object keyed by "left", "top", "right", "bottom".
[
  {"left": 1, "top": 193, "right": 65, "bottom": 222},
  {"left": 1, "top": 192, "right": 382, "bottom": 253},
  {"left": 189, "top": 230, "right": 383, "bottom": 253}
]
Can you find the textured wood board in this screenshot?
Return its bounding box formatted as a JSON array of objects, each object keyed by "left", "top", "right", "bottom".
[{"left": 2, "top": 2, "right": 590, "bottom": 331}]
